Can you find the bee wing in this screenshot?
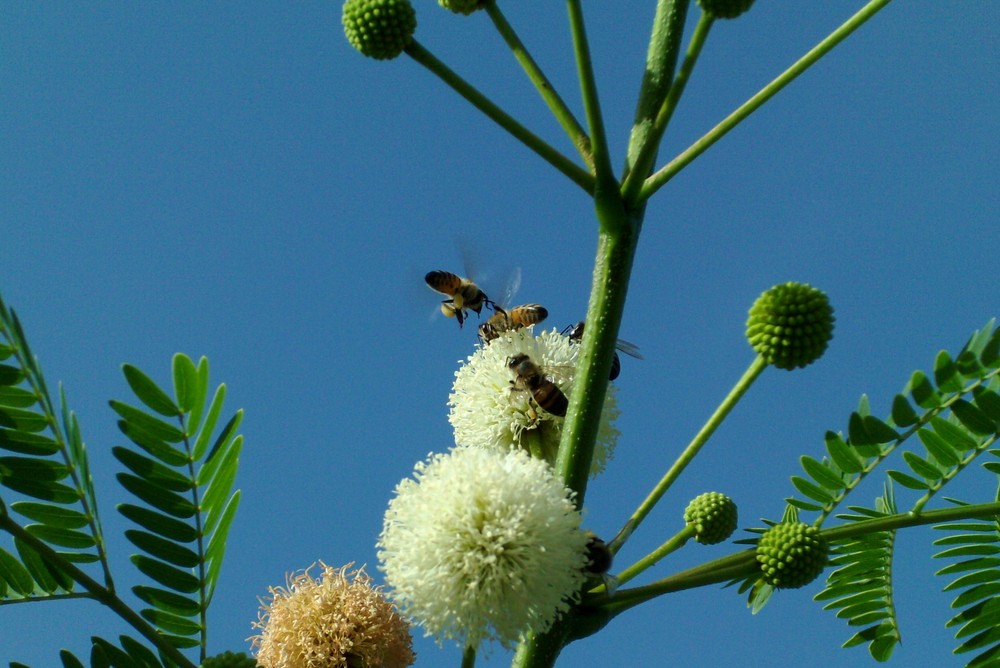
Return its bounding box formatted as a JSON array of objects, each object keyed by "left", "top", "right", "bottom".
[
  {"left": 488, "top": 266, "right": 521, "bottom": 311},
  {"left": 614, "top": 339, "right": 644, "bottom": 360}
]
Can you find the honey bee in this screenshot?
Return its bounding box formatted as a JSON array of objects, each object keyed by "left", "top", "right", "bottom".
[
  {"left": 507, "top": 353, "right": 568, "bottom": 417},
  {"left": 562, "top": 321, "right": 643, "bottom": 381},
  {"left": 584, "top": 532, "right": 613, "bottom": 575},
  {"left": 425, "top": 270, "right": 497, "bottom": 328},
  {"left": 478, "top": 303, "right": 549, "bottom": 344}
]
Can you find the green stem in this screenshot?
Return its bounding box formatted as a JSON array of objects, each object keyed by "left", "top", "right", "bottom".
[
  {"left": 483, "top": 1, "right": 594, "bottom": 171},
  {"left": 602, "top": 500, "right": 1000, "bottom": 617},
  {"left": 610, "top": 356, "right": 767, "bottom": 553},
  {"left": 640, "top": 0, "right": 893, "bottom": 200},
  {"left": 566, "top": 0, "right": 614, "bottom": 185},
  {"left": 510, "top": 624, "right": 570, "bottom": 668},
  {"left": 461, "top": 644, "right": 476, "bottom": 668},
  {"left": 614, "top": 526, "right": 695, "bottom": 586},
  {"left": 912, "top": 432, "right": 999, "bottom": 514},
  {"left": 0, "top": 512, "right": 196, "bottom": 668},
  {"left": 523, "top": 427, "right": 546, "bottom": 462},
  {"left": 622, "top": 0, "right": 690, "bottom": 185},
  {"left": 404, "top": 40, "right": 595, "bottom": 194},
  {"left": 556, "top": 206, "right": 638, "bottom": 500},
  {"left": 621, "top": 10, "right": 711, "bottom": 205}
]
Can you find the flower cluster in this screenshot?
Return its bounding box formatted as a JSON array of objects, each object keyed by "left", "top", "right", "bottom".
[
  {"left": 251, "top": 563, "right": 415, "bottom": 668},
  {"left": 378, "top": 447, "right": 590, "bottom": 649},
  {"left": 448, "top": 328, "right": 620, "bottom": 474}
]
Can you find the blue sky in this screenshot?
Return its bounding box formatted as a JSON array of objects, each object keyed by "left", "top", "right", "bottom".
[{"left": 1, "top": 2, "right": 998, "bottom": 666}]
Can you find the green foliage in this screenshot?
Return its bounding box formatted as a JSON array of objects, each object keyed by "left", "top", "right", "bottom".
[
  {"left": 730, "top": 321, "right": 1000, "bottom": 660},
  {"left": 0, "top": 293, "right": 103, "bottom": 603},
  {"left": 786, "top": 320, "right": 1000, "bottom": 522},
  {"left": 0, "top": 291, "right": 243, "bottom": 666},
  {"left": 934, "top": 494, "right": 1000, "bottom": 668},
  {"left": 815, "top": 486, "right": 901, "bottom": 662},
  {"left": 112, "top": 355, "right": 243, "bottom": 655}
]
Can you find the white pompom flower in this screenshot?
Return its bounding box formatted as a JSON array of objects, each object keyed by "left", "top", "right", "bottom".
[
  {"left": 377, "top": 447, "right": 590, "bottom": 650},
  {"left": 448, "top": 328, "right": 619, "bottom": 475}
]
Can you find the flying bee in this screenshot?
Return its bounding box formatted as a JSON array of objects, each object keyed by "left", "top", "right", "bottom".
[
  {"left": 507, "top": 353, "right": 568, "bottom": 417},
  {"left": 478, "top": 303, "right": 549, "bottom": 344},
  {"left": 425, "top": 270, "right": 498, "bottom": 328},
  {"left": 562, "top": 321, "right": 643, "bottom": 381}
]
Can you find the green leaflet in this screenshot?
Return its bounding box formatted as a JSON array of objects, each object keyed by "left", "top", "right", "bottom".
[
  {"left": 130, "top": 554, "right": 200, "bottom": 594},
  {"left": 0, "top": 545, "right": 35, "bottom": 597},
  {"left": 125, "top": 530, "right": 200, "bottom": 568},
  {"left": 59, "top": 649, "right": 86, "bottom": 668},
  {"left": 116, "top": 474, "right": 196, "bottom": 519},
  {"left": 112, "top": 447, "right": 194, "bottom": 493},
  {"left": 117, "top": 504, "right": 199, "bottom": 543},
  {"left": 133, "top": 585, "right": 202, "bottom": 617},
  {"left": 122, "top": 365, "right": 180, "bottom": 418},
  {"left": 110, "top": 401, "right": 185, "bottom": 443},
  {"left": 11, "top": 502, "right": 90, "bottom": 529}
]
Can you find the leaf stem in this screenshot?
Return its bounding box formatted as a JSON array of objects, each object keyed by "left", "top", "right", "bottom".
[
  {"left": 614, "top": 525, "right": 695, "bottom": 587},
  {"left": 0, "top": 511, "right": 196, "bottom": 668},
  {"left": 566, "top": 0, "right": 614, "bottom": 185},
  {"left": 483, "top": 1, "right": 594, "bottom": 171},
  {"left": 403, "top": 40, "right": 595, "bottom": 194},
  {"left": 601, "top": 499, "right": 1000, "bottom": 617},
  {"left": 610, "top": 356, "right": 767, "bottom": 554},
  {"left": 640, "top": 0, "right": 894, "bottom": 200}
]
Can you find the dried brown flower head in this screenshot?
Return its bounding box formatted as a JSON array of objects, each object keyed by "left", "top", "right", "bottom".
[{"left": 251, "top": 562, "right": 415, "bottom": 668}]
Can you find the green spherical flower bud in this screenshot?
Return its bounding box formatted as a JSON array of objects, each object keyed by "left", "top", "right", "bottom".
[
  {"left": 697, "top": 0, "right": 755, "bottom": 19},
  {"left": 201, "top": 651, "right": 256, "bottom": 668},
  {"left": 684, "top": 492, "right": 738, "bottom": 545},
  {"left": 756, "top": 522, "right": 828, "bottom": 589},
  {"left": 746, "top": 282, "right": 835, "bottom": 370},
  {"left": 438, "top": 0, "right": 483, "bottom": 15},
  {"left": 343, "top": 0, "right": 417, "bottom": 60}
]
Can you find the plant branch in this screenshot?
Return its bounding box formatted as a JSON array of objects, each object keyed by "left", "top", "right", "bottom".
[
  {"left": 622, "top": 0, "right": 690, "bottom": 189},
  {"left": 610, "top": 355, "right": 768, "bottom": 554},
  {"left": 404, "top": 40, "right": 595, "bottom": 194},
  {"left": 483, "top": 1, "right": 594, "bottom": 171},
  {"left": 621, "top": 9, "right": 710, "bottom": 205},
  {"left": 640, "top": 0, "right": 894, "bottom": 200},
  {"left": 599, "top": 499, "right": 1000, "bottom": 617},
  {"left": 566, "top": 0, "right": 614, "bottom": 186},
  {"left": 614, "top": 525, "right": 695, "bottom": 587},
  {"left": 0, "top": 510, "right": 196, "bottom": 668}
]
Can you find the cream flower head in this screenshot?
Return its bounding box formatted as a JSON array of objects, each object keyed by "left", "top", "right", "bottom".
[
  {"left": 377, "top": 447, "right": 590, "bottom": 649},
  {"left": 448, "top": 328, "right": 619, "bottom": 475},
  {"left": 251, "top": 562, "right": 414, "bottom": 668}
]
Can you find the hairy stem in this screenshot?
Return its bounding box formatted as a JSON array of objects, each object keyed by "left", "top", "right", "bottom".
[
  {"left": 622, "top": 0, "right": 690, "bottom": 185},
  {"left": 621, "top": 9, "right": 710, "bottom": 205}
]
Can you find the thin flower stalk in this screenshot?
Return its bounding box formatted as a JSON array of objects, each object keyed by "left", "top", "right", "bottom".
[
  {"left": 640, "top": 0, "right": 894, "bottom": 201},
  {"left": 403, "top": 40, "right": 595, "bottom": 193},
  {"left": 483, "top": 1, "right": 594, "bottom": 171},
  {"left": 610, "top": 356, "right": 767, "bottom": 554}
]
